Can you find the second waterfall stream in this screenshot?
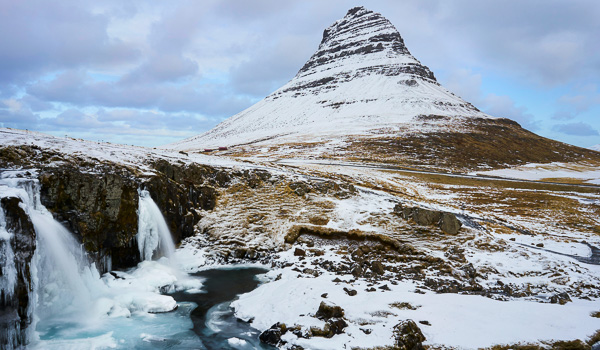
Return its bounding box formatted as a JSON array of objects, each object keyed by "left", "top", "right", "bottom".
[{"left": 137, "top": 189, "right": 176, "bottom": 261}]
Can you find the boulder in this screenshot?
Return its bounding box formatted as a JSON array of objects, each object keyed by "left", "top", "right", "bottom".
[
  {"left": 259, "top": 328, "right": 282, "bottom": 346},
  {"left": 413, "top": 208, "right": 442, "bottom": 226},
  {"left": 393, "top": 320, "right": 426, "bottom": 350},
  {"left": 371, "top": 261, "right": 385, "bottom": 275},
  {"left": 351, "top": 265, "right": 363, "bottom": 278},
  {"left": 315, "top": 302, "right": 345, "bottom": 320},
  {"left": 440, "top": 213, "right": 461, "bottom": 235},
  {"left": 343, "top": 287, "right": 357, "bottom": 296},
  {"left": 550, "top": 292, "right": 571, "bottom": 305},
  {"left": 326, "top": 318, "right": 348, "bottom": 336},
  {"left": 294, "top": 248, "right": 306, "bottom": 257},
  {"left": 310, "top": 318, "right": 348, "bottom": 338},
  {"left": 259, "top": 323, "right": 286, "bottom": 346}
]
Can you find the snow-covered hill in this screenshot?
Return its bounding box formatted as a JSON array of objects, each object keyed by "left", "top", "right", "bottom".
[
  {"left": 168, "top": 6, "right": 491, "bottom": 150},
  {"left": 591, "top": 144, "right": 600, "bottom": 152}
]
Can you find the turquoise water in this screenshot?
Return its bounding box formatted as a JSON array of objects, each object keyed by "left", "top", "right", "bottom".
[{"left": 34, "top": 267, "right": 272, "bottom": 350}]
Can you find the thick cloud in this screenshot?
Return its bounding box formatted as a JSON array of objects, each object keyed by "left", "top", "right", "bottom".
[
  {"left": 0, "top": 0, "right": 139, "bottom": 86},
  {"left": 1, "top": 0, "right": 599, "bottom": 147}
]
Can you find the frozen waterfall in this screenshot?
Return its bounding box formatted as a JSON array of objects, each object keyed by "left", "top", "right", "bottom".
[{"left": 137, "top": 189, "right": 176, "bottom": 261}]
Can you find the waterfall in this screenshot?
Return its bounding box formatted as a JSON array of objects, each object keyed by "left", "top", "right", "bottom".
[
  {"left": 0, "top": 172, "right": 198, "bottom": 348},
  {"left": 0, "top": 171, "right": 106, "bottom": 347},
  {"left": 137, "top": 189, "right": 176, "bottom": 261},
  {"left": 31, "top": 211, "right": 106, "bottom": 318}
]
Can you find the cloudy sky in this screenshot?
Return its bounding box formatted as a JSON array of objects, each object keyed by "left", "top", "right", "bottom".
[{"left": 1, "top": 0, "right": 599, "bottom": 148}]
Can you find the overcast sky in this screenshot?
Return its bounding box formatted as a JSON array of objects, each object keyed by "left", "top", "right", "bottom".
[{"left": 1, "top": 0, "right": 599, "bottom": 148}]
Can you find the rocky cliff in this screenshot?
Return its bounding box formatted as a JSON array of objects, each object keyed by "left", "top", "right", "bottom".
[
  {"left": 0, "top": 196, "right": 36, "bottom": 350},
  {"left": 0, "top": 145, "right": 219, "bottom": 272}
]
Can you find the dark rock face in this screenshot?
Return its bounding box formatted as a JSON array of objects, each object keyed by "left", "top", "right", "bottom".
[
  {"left": 393, "top": 319, "right": 426, "bottom": 350},
  {"left": 0, "top": 197, "right": 36, "bottom": 350},
  {"left": 145, "top": 175, "right": 216, "bottom": 245},
  {"left": 39, "top": 168, "right": 140, "bottom": 270}
]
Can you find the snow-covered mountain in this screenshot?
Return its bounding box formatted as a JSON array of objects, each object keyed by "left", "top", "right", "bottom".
[
  {"left": 168, "top": 6, "right": 491, "bottom": 150},
  {"left": 591, "top": 144, "right": 600, "bottom": 152},
  {"left": 168, "top": 6, "right": 599, "bottom": 172}
]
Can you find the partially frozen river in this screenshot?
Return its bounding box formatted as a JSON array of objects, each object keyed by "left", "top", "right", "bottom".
[{"left": 170, "top": 267, "right": 273, "bottom": 350}]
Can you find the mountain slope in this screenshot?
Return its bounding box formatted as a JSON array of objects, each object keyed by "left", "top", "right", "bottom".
[{"left": 168, "top": 6, "right": 599, "bottom": 171}]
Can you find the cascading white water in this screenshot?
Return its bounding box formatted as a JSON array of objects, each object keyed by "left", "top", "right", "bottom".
[
  {"left": 137, "top": 189, "right": 176, "bottom": 261},
  {"left": 0, "top": 171, "right": 203, "bottom": 348},
  {"left": 0, "top": 171, "right": 105, "bottom": 322},
  {"left": 31, "top": 212, "right": 106, "bottom": 318}
]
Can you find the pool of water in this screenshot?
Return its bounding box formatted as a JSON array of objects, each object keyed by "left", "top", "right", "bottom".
[
  {"left": 33, "top": 266, "right": 272, "bottom": 350},
  {"left": 170, "top": 267, "right": 274, "bottom": 350}
]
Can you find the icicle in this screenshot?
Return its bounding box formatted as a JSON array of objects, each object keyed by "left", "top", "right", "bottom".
[{"left": 0, "top": 206, "right": 17, "bottom": 303}]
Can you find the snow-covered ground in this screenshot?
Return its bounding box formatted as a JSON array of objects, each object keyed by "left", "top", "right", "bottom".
[
  {"left": 0, "top": 127, "right": 241, "bottom": 173},
  {"left": 230, "top": 247, "right": 600, "bottom": 349},
  {"left": 174, "top": 161, "right": 600, "bottom": 348},
  {"left": 472, "top": 162, "right": 600, "bottom": 185},
  {"left": 3, "top": 126, "right": 600, "bottom": 348}
]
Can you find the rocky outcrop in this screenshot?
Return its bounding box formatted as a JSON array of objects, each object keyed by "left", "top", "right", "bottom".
[
  {"left": 0, "top": 197, "right": 36, "bottom": 350},
  {"left": 288, "top": 180, "right": 356, "bottom": 199},
  {"left": 285, "top": 225, "right": 416, "bottom": 254},
  {"left": 394, "top": 203, "right": 462, "bottom": 235}
]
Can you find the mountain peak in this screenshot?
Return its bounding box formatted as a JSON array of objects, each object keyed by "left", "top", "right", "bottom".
[{"left": 298, "top": 6, "right": 435, "bottom": 81}]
